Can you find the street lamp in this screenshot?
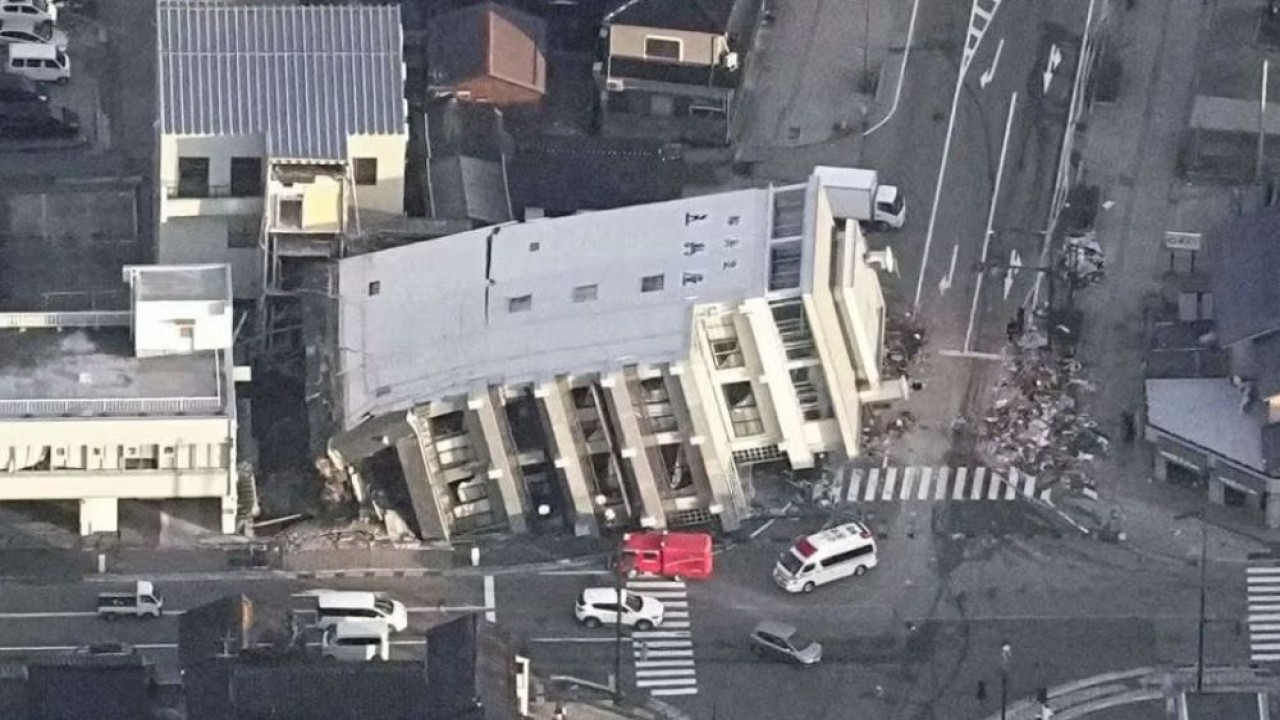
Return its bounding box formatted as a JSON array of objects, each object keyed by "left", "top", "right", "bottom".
[{"left": 1000, "top": 640, "right": 1012, "bottom": 720}]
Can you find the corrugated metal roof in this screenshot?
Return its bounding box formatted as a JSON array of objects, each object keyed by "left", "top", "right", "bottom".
[{"left": 158, "top": 1, "right": 405, "bottom": 161}]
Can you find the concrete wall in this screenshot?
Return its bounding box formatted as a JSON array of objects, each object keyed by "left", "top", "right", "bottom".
[
  {"left": 158, "top": 217, "right": 260, "bottom": 300},
  {"left": 609, "top": 24, "right": 726, "bottom": 66},
  {"left": 134, "top": 298, "right": 233, "bottom": 357},
  {"left": 347, "top": 134, "right": 408, "bottom": 218}
]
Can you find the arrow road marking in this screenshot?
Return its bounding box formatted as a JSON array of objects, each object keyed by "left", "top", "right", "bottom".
[
  {"left": 1042, "top": 43, "right": 1062, "bottom": 95},
  {"left": 938, "top": 243, "right": 959, "bottom": 295},
  {"left": 980, "top": 38, "right": 1004, "bottom": 89},
  {"left": 1003, "top": 248, "right": 1022, "bottom": 300}
]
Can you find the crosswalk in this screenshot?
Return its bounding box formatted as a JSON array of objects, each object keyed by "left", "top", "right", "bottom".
[
  {"left": 1247, "top": 564, "right": 1280, "bottom": 662},
  {"left": 628, "top": 578, "right": 698, "bottom": 697},
  {"left": 838, "top": 466, "right": 1053, "bottom": 504}
]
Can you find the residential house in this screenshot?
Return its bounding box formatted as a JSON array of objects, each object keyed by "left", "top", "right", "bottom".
[
  {"left": 157, "top": 1, "right": 409, "bottom": 302},
  {"left": 330, "top": 167, "right": 906, "bottom": 540},
  {"left": 0, "top": 264, "right": 241, "bottom": 536},
  {"left": 597, "top": 0, "right": 743, "bottom": 145},
  {"left": 428, "top": 1, "right": 547, "bottom": 106},
  {"left": 1145, "top": 209, "right": 1280, "bottom": 527}
]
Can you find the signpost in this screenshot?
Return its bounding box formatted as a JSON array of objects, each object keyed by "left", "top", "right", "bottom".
[{"left": 1165, "top": 231, "right": 1204, "bottom": 273}]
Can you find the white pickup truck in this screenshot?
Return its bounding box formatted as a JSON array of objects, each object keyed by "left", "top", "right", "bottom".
[{"left": 97, "top": 580, "right": 163, "bottom": 620}]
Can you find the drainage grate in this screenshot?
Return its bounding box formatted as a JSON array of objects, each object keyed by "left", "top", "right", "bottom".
[{"left": 669, "top": 508, "right": 715, "bottom": 527}]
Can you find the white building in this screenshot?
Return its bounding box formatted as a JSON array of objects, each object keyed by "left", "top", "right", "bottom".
[
  {"left": 0, "top": 265, "right": 239, "bottom": 536},
  {"left": 156, "top": 1, "right": 409, "bottom": 301},
  {"left": 333, "top": 169, "right": 906, "bottom": 539}
]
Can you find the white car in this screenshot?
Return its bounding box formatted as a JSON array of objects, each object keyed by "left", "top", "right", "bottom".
[
  {"left": 321, "top": 619, "right": 389, "bottom": 662},
  {"left": 0, "top": 18, "right": 65, "bottom": 49},
  {"left": 575, "top": 587, "right": 664, "bottom": 631},
  {"left": 297, "top": 590, "right": 408, "bottom": 633},
  {"left": 0, "top": 0, "right": 57, "bottom": 24}
]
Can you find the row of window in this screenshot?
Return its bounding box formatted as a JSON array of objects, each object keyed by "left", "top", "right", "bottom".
[
  {"left": 174, "top": 156, "right": 378, "bottom": 199},
  {"left": 506, "top": 274, "right": 666, "bottom": 313}
]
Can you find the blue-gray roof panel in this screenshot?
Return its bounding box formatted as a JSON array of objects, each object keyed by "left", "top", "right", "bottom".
[{"left": 158, "top": 2, "right": 404, "bottom": 160}]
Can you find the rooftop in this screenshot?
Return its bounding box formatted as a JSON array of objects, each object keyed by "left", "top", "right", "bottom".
[
  {"left": 606, "top": 0, "right": 736, "bottom": 34},
  {"left": 0, "top": 329, "right": 225, "bottom": 418},
  {"left": 131, "top": 264, "right": 231, "bottom": 303},
  {"left": 428, "top": 1, "right": 546, "bottom": 100},
  {"left": 1210, "top": 208, "right": 1280, "bottom": 345},
  {"left": 1146, "top": 377, "right": 1266, "bottom": 472},
  {"left": 339, "top": 183, "right": 788, "bottom": 422},
  {"left": 158, "top": 1, "right": 406, "bottom": 161}
]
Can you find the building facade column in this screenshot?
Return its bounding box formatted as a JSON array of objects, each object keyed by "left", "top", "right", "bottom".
[
  {"left": 739, "top": 297, "right": 813, "bottom": 468},
  {"left": 1207, "top": 476, "right": 1225, "bottom": 506},
  {"left": 602, "top": 369, "right": 665, "bottom": 529},
  {"left": 673, "top": 361, "right": 743, "bottom": 531},
  {"left": 469, "top": 386, "right": 529, "bottom": 534},
  {"left": 1267, "top": 480, "right": 1280, "bottom": 529},
  {"left": 536, "top": 378, "right": 598, "bottom": 536}
]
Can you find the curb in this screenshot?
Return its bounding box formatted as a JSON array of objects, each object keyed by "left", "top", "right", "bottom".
[{"left": 80, "top": 554, "right": 611, "bottom": 584}]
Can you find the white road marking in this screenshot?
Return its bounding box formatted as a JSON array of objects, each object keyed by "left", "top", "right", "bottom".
[
  {"left": 651, "top": 687, "right": 699, "bottom": 697},
  {"left": 863, "top": 0, "right": 922, "bottom": 137},
  {"left": 0, "top": 611, "right": 186, "bottom": 619},
  {"left": 406, "top": 605, "right": 493, "bottom": 613},
  {"left": 530, "top": 637, "right": 631, "bottom": 644},
  {"left": 539, "top": 570, "right": 610, "bottom": 576},
  {"left": 483, "top": 575, "right": 495, "bottom": 623},
  {"left": 636, "top": 668, "right": 697, "bottom": 678}
]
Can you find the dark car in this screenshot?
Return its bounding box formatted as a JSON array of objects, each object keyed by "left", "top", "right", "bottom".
[
  {"left": 0, "top": 99, "right": 77, "bottom": 138},
  {"left": 0, "top": 73, "right": 44, "bottom": 103}
]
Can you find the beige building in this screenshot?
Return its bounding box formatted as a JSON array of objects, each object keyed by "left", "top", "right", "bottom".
[
  {"left": 156, "top": 1, "right": 409, "bottom": 302},
  {"left": 332, "top": 168, "right": 906, "bottom": 540},
  {"left": 0, "top": 265, "right": 240, "bottom": 536}
]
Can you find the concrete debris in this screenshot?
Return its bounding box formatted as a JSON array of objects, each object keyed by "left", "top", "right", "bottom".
[{"left": 977, "top": 346, "right": 1107, "bottom": 493}]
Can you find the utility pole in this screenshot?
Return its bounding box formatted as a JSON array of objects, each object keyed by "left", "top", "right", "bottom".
[
  {"left": 1175, "top": 510, "right": 1209, "bottom": 692},
  {"left": 1259, "top": 59, "right": 1270, "bottom": 182},
  {"left": 613, "top": 551, "right": 625, "bottom": 703}
]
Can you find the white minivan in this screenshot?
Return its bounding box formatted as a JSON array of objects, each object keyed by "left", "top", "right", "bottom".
[
  {"left": 773, "top": 522, "right": 878, "bottom": 593},
  {"left": 304, "top": 590, "right": 409, "bottom": 632},
  {"left": 7, "top": 43, "right": 68, "bottom": 83},
  {"left": 321, "top": 619, "right": 390, "bottom": 662}
]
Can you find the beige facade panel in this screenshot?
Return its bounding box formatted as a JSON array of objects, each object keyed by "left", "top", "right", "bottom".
[{"left": 608, "top": 24, "right": 726, "bottom": 66}]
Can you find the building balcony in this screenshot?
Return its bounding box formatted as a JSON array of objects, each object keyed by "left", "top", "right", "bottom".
[{"left": 164, "top": 184, "right": 264, "bottom": 218}]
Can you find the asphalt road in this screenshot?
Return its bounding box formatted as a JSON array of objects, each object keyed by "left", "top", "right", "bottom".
[{"left": 0, "top": 576, "right": 486, "bottom": 680}]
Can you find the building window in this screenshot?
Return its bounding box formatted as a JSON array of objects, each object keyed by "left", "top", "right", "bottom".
[
  {"left": 644, "top": 36, "right": 682, "bottom": 61},
  {"left": 572, "top": 284, "right": 598, "bottom": 303},
  {"left": 768, "top": 240, "right": 803, "bottom": 291},
  {"left": 227, "top": 215, "right": 259, "bottom": 249},
  {"left": 176, "top": 157, "right": 209, "bottom": 198},
  {"left": 229, "top": 157, "right": 262, "bottom": 197},
  {"left": 368, "top": 281, "right": 381, "bottom": 296},
  {"left": 706, "top": 317, "right": 744, "bottom": 369},
  {"left": 353, "top": 158, "right": 378, "bottom": 186},
  {"left": 722, "top": 381, "right": 764, "bottom": 437},
  {"left": 508, "top": 294, "right": 533, "bottom": 313},
  {"left": 641, "top": 274, "right": 665, "bottom": 293}
]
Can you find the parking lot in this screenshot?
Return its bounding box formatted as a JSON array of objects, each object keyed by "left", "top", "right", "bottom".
[{"left": 0, "top": 0, "right": 155, "bottom": 311}]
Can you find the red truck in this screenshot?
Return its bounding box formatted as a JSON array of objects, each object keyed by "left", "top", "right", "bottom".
[{"left": 619, "top": 531, "right": 713, "bottom": 581}]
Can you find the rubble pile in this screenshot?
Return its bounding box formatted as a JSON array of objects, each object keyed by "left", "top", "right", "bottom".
[
  {"left": 884, "top": 310, "right": 927, "bottom": 378},
  {"left": 979, "top": 350, "right": 1108, "bottom": 491}
]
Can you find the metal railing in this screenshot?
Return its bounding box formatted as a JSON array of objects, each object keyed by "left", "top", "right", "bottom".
[
  {"left": 0, "top": 311, "right": 130, "bottom": 329},
  {"left": 0, "top": 395, "right": 225, "bottom": 417}
]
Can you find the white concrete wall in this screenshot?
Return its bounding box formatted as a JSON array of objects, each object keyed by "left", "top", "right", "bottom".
[
  {"left": 134, "top": 298, "right": 233, "bottom": 357},
  {"left": 160, "top": 134, "right": 267, "bottom": 209},
  {"left": 347, "top": 134, "right": 408, "bottom": 219},
  {"left": 608, "top": 24, "right": 726, "bottom": 66},
  {"left": 158, "top": 217, "right": 260, "bottom": 300}
]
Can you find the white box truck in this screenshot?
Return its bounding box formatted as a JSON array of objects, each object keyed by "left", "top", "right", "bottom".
[{"left": 814, "top": 166, "right": 906, "bottom": 230}]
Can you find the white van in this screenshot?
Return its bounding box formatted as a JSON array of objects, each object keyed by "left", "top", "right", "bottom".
[
  {"left": 306, "top": 590, "right": 408, "bottom": 632},
  {"left": 773, "top": 522, "right": 878, "bottom": 593},
  {"left": 321, "top": 619, "right": 390, "bottom": 662},
  {"left": 7, "top": 42, "right": 68, "bottom": 83}
]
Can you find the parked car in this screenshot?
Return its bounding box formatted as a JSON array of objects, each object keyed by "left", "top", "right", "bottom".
[
  {"left": 0, "top": 18, "right": 66, "bottom": 49},
  {"left": 321, "top": 619, "right": 390, "bottom": 662},
  {"left": 7, "top": 42, "right": 69, "bottom": 83},
  {"left": 96, "top": 580, "right": 163, "bottom": 620},
  {"left": 0, "top": 100, "right": 77, "bottom": 138},
  {"left": 297, "top": 590, "right": 408, "bottom": 632},
  {"left": 0, "top": 0, "right": 57, "bottom": 24},
  {"left": 749, "top": 621, "right": 823, "bottom": 666},
  {"left": 0, "top": 73, "right": 44, "bottom": 102},
  {"left": 75, "top": 642, "right": 135, "bottom": 656},
  {"left": 574, "top": 587, "right": 663, "bottom": 631}
]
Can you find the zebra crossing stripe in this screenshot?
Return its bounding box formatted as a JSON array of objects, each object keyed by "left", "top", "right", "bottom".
[
  {"left": 635, "top": 659, "right": 694, "bottom": 668},
  {"left": 628, "top": 581, "right": 686, "bottom": 589},
  {"left": 637, "top": 668, "right": 697, "bottom": 678},
  {"left": 847, "top": 468, "right": 864, "bottom": 503},
  {"left": 917, "top": 467, "right": 933, "bottom": 500},
  {"left": 900, "top": 467, "right": 917, "bottom": 500},
  {"left": 1247, "top": 567, "right": 1280, "bottom": 575},
  {"left": 971, "top": 468, "right": 987, "bottom": 500},
  {"left": 935, "top": 467, "right": 950, "bottom": 500},
  {"left": 952, "top": 468, "right": 968, "bottom": 500},
  {"left": 644, "top": 649, "right": 694, "bottom": 658},
  {"left": 986, "top": 470, "right": 1003, "bottom": 500},
  {"left": 1004, "top": 470, "right": 1019, "bottom": 500},
  {"left": 651, "top": 687, "right": 699, "bottom": 697},
  {"left": 637, "top": 677, "right": 699, "bottom": 688},
  {"left": 865, "top": 468, "right": 880, "bottom": 502},
  {"left": 881, "top": 467, "right": 898, "bottom": 501},
  {"left": 1022, "top": 472, "right": 1036, "bottom": 497}
]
